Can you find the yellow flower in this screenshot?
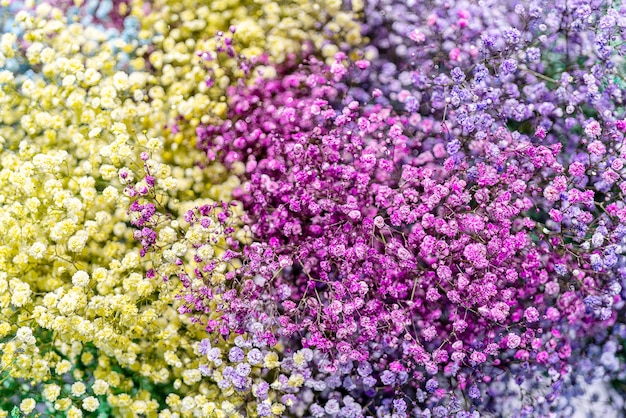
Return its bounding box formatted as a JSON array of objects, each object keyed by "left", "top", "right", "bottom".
[
  {"left": 293, "top": 351, "right": 306, "bottom": 367},
  {"left": 271, "top": 403, "right": 286, "bottom": 416},
  {"left": 0, "top": 323, "right": 10, "bottom": 339},
  {"left": 165, "top": 394, "right": 181, "bottom": 409},
  {"left": 263, "top": 352, "right": 280, "bottom": 369},
  {"left": 71, "top": 381, "right": 87, "bottom": 397},
  {"left": 16, "top": 326, "right": 35, "bottom": 345},
  {"left": 80, "top": 351, "right": 94, "bottom": 365},
  {"left": 43, "top": 384, "right": 61, "bottom": 402},
  {"left": 55, "top": 360, "right": 72, "bottom": 375},
  {"left": 54, "top": 398, "right": 71, "bottom": 411},
  {"left": 19, "top": 398, "right": 36, "bottom": 414},
  {"left": 66, "top": 406, "right": 83, "bottom": 418},
  {"left": 82, "top": 397, "right": 99, "bottom": 412},
  {"left": 287, "top": 373, "right": 304, "bottom": 388},
  {"left": 71, "top": 271, "right": 90, "bottom": 288},
  {"left": 92, "top": 379, "right": 109, "bottom": 396}
]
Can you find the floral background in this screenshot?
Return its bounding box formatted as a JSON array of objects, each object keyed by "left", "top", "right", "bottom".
[{"left": 0, "top": 0, "right": 625, "bottom": 417}]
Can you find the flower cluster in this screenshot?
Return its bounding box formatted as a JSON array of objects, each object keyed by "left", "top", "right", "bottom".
[
  {"left": 2, "top": 0, "right": 626, "bottom": 417},
  {"left": 185, "top": 0, "right": 626, "bottom": 414},
  {"left": 0, "top": 2, "right": 361, "bottom": 417},
  {"left": 190, "top": 53, "right": 583, "bottom": 416}
]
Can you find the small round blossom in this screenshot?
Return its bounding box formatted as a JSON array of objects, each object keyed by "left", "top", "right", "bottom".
[
  {"left": 228, "top": 347, "right": 245, "bottom": 363},
  {"left": 380, "top": 370, "right": 396, "bottom": 385},
  {"left": 82, "top": 397, "right": 99, "bottom": 412},
  {"left": 19, "top": 399, "right": 36, "bottom": 414},
  {"left": 91, "top": 380, "right": 109, "bottom": 396},
  {"left": 524, "top": 307, "right": 540, "bottom": 323},
  {"left": 71, "top": 382, "right": 86, "bottom": 397},
  {"left": 247, "top": 348, "right": 263, "bottom": 365},
  {"left": 507, "top": 333, "right": 521, "bottom": 349},
  {"left": 588, "top": 140, "right": 606, "bottom": 156},
  {"left": 66, "top": 406, "right": 83, "bottom": 418},
  {"left": 43, "top": 384, "right": 61, "bottom": 402},
  {"left": 16, "top": 327, "right": 35, "bottom": 345},
  {"left": 55, "top": 360, "right": 72, "bottom": 375},
  {"left": 71, "top": 271, "right": 90, "bottom": 288},
  {"left": 568, "top": 161, "right": 586, "bottom": 177},
  {"left": 584, "top": 120, "right": 602, "bottom": 138}
]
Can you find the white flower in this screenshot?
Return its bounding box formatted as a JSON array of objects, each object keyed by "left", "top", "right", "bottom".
[
  {"left": 28, "top": 241, "right": 47, "bottom": 259},
  {"left": 16, "top": 326, "right": 35, "bottom": 345},
  {"left": 82, "top": 396, "right": 99, "bottom": 412},
  {"left": 19, "top": 398, "right": 36, "bottom": 414},
  {"left": 72, "top": 270, "right": 90, "bottom": 287}
]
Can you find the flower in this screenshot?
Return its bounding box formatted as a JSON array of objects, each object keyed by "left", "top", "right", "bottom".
[{"left": 19, "top": 399, "right": 36, "bottom": 414}]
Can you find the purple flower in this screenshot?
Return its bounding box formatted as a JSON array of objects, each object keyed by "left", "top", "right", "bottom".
[
  {"left": 247, "top": 348, "right": 263, "bottom": 365},
  {"left": 393, "top": 398, "right": 407, "bottom": 413},
  {"left": 405, "top": 96, "right": 420, "bottom": 112},
  {"left": 526, "top": 47, "right": 541, "bottom": 62},
  {"left": 451, "top": 67, "right": 466, "bottom": 84},
  {"left": 499, "top": 59, "right": 517, "bottom": 76},
  {"left": 198, "top": 338, "right": 212, "bottom": 355},
  {"left": 257, "top": 403, "right": 271, "bottom": 416},
  {"left": 324, "top": 399, "right": 340, "bottom": 415},
  {"left": 380, "top": 370, "right": 396, "bottom": 386},
  {"left": 228, "top": 347, "right": 245, "bottom": 363},
  {"left": 468, "top": 385, "right": 480, "bottom": 399}
]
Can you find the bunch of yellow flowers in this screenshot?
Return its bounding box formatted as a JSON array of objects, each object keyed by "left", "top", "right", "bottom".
[
  {"left": 0, "top": 1, "right": 362, "bottom": 416},
  {"left": 134, "top": 0, "right": 363, "bottom": 63}
]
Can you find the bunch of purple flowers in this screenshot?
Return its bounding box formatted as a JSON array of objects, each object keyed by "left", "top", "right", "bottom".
[{"left": 130, "top": 1, "right": 626, "bottom": 416}]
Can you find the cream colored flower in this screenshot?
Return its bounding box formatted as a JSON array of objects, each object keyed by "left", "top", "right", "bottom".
[{"left": 19, "top": 398, "right": 36, "bottom": 414}]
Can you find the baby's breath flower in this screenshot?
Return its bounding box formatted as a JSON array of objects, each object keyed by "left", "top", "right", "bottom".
[
  {"left": 71, "top": 271, "right": 90, "bottom": 288},
  {"left": 43, "top": 384, "right": 61, "bottom": 402},
  {"left": 55, "top": 360, "right": 72, "bottom": 375},
  {"left": 16, "top": 327, "right": 35, "bottom": 345},
  {"left": 54, "top": 398, "right": 71, "bottom": 411},
  {"left": 91, "top": 379, "right": 109, "bottom": 396},
  {"left": 81, "top": 397, "right": 99, "bottom": 412},
  {"left": 19, "top": 398, "right": 36, "bottom": 414},
  {"left": 66, "top": 406, "right": 83, "bottom": 418},
  {"left": 71, "top": 382, "right": 86, "bottom": 397}
]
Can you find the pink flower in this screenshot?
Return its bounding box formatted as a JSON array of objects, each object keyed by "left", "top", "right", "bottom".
[
  {"left": 470, "top": 351, "right": 487, "bottom": 364},
  {"left": 534, "top": 126, "right": 547, "bottom": 139},
  {"left": 568, "top": 161, "right": 586, "bottom": 177},
  {"left": 506, "top": 333, "right": 521, "bottom": 349},
  {"left": 543, "top": 185, "right": 560, "bottom": 202},
  {"left": 449, "top": 47, "right": 461, "bottom": 61},
  {"left": 536, "top": 351, "right": 549, "bottom": 365},
  {"left": 584, "top": 120, "right": 602, "bottom": 138},
  {"left": 355, "top": 60, "right": 370, "bottom": 70},
  {"left": 602, "top": 169, "right": 620, "bottom": 184},
  {"left": 408, "top": 29, "right": 426, "bottom": 43},
  {"left": 463, "top": 243, "right": 488, "bottom": 269},
  {"left": 546, "top": 307, "right": 560, "bottom": 321},
  {"left": 524, "top": 307, "right": 540, "bottom": 323},
  {"left": 348, "top": 210, "right": 361, "bottom": 221},
  {"left": 549, "top": 209, "right": 563, "bottom": 222},
  {"left": 587, "top": 140, "right": 606, "bottom": 156}
]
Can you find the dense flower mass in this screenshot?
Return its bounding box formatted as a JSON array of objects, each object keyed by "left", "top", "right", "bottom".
[
  {"left": 191, "top": 52, "right": 625, "bottom": 415},
  {"left": 1, "top": 0, "right": 626, "bottom": 417}
]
